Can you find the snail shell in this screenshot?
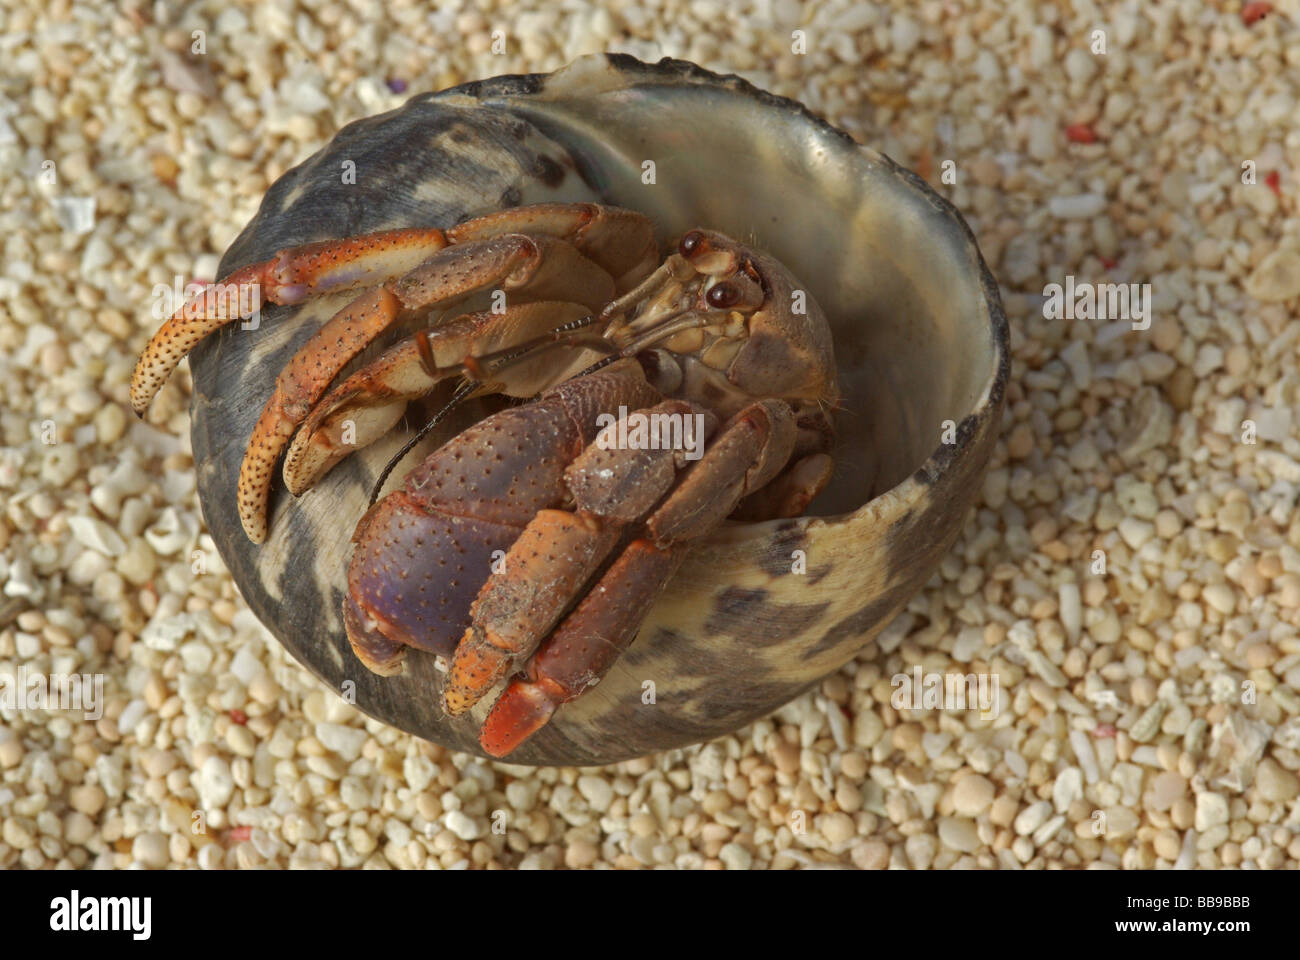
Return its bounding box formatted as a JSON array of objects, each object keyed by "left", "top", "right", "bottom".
[{"left": 189, "top": 54, "right": 1009, "bottom": 765}]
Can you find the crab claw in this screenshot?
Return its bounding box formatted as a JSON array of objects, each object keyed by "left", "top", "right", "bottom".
[
  {"left": 479, "top": 538, "right": 682, "bottom": 758},
  {"left": 479, "top": 678, "right": 565, "bottom": 758},
  {"left": 442, "top": 509, "right": 622, "bottom": 717}
]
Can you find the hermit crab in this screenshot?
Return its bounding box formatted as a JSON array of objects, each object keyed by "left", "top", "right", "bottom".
[
  {"left": 134, "top": 203, "right": 838, "bottom": 756},
  {"left": 133, "top": 55, "right": 1008, "bottom": 765}
]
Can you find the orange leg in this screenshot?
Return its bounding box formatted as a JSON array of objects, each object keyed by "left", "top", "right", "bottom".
[
  {"left": 238, "top": 288, "right": 402, "bottom": 542},
  {"left": 127, "top": 203, "right": 660, "bottom": 545},
  {"left": 236, "top": 234, "right": 616, "bottom": 543},
  {"left": 129, "top": 228, "right": 452, "bottom": 415},
  {"left": 130, "top": 204, "right": 656, "bottom": 418}
]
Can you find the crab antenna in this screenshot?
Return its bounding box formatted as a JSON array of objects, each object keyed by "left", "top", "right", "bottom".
[
  {"left": 469, "top": 313, "right": 615, "bottom": 376},
  {"left": 368, "top": 379, "right": 477, "bottom": 506}
]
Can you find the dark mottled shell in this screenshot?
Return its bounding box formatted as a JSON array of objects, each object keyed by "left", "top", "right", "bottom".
[{"left": 191, "top": 55, "right": 1009, "bottom": 765}]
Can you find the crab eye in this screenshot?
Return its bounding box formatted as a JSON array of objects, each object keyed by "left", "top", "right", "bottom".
[
  {"left": 679, "top": 230, "right": 704, "bottom": 256},
  {"left": 706, "top": 281, "right": 739, "bottom": 308}
]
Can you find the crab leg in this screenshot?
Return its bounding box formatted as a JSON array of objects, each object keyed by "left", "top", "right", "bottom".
[
  {"left": 481, "top": 541, "right": 681, "bottom": 757},
  {"left": 131, "top": 205, "right": 657, "bottom": 417},
  {"left": 446, "top": 202, "right": 658, "bottom": 292},
  {"left": 281, "top": 300, "right": 604, "bottom": 495},
  {"left": 237, "top": 234, "right": 617, "bottom": 543},
  {"left": 237, "top": 288, "right": 398, "bottom": 541},
  {"left": 441, "top": 510, "right": 625, "bottom": 715},
  {"left": 473, "top": 398, "right": 798, "bottom": 756},
  {"left": 730, "top": 453, "right": 834, "bottom": 520},
  {"left": 732, "top": 402, "right": 836, "bottom": 520},
  {"left": 129, "top": 228, "right": 454, "bottom": 415}
]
